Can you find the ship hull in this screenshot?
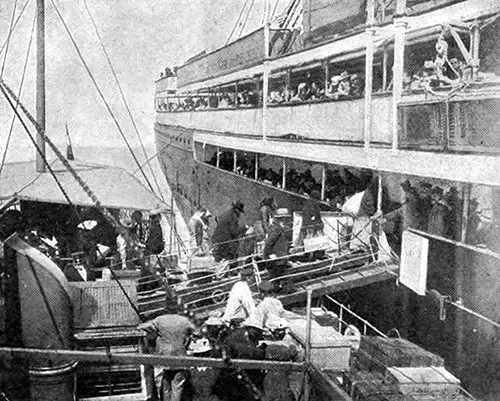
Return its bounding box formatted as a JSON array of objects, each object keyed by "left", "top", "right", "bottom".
[{"left": 154, "top": 123, "right": 310, "bottom": 233}]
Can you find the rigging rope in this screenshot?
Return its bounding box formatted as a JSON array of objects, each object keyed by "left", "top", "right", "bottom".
[
  {"left": 226, "top": 0, "right": 251, "bottom": 45},
  {"left": 81, "top": 0, "right": 164, "bottom": 201},
  {"left": 0, "top": 0, "right": 31, "bottom": 57},
  {"left": 49, "top": 0, "right": 158, "bottom": 198},
  {"left": 0, "top": 0, "right": 19, "bottom": 78},
  {"left": 0, "top": 10, "right": 36, "bottom": 179},
  {"left": 238, "top": 0, "right": 255, "bottom": 39},
  {"left": 131, "top": 131, "right": 185, "bottom": 175}
]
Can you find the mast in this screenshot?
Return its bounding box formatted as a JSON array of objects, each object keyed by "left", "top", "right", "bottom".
[{"left": 36, "top": 0, "right": 46, "bottom": 172}]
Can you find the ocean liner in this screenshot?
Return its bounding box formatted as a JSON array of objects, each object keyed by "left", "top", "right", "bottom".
[{"left": 155, "top": 0, "right": 500, "bottom": 398}]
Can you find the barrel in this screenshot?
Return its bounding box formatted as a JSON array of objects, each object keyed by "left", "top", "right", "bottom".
[{"left": 29, "top": 362, "right": 78, "bottom": 401}]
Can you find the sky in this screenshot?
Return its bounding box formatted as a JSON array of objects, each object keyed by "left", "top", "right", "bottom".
[{"left": 0, "top": 0, "right": 272, "bottom": 163}]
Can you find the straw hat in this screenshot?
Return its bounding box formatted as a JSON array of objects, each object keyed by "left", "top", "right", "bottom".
[
  {"left": 266, "top": 316, "right": 288, "bottom": 331},
  {"left": 205, "top": 316, "right": 223, "bottom": 326},
  {"left": 187, "top": 337, "right": 213, "bottom": 355}
]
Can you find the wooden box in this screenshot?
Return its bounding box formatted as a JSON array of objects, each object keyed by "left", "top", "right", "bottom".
[
  {"left": 385, "top": 367, "right": 461, "bottom": 396},
  {"left": 357, "top": 336, "right": 444, "bottom": 374},
  {"left": 70, "top": 280, "right": 139, "bottom": 329},
  {"left": 288, "top": 317, "right": 351, "bottom": 370}
]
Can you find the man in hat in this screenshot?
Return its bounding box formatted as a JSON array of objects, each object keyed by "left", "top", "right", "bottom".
[
  {"left": 221, "top": 267, "right": 255, "bottom": 327},
  {"left": 188, "top": 207, "right": 212, "bottom": 256},
  {"left": 212, "top": 201, "right": 248, "bottom": 262},
  {"left": 302, "top": 190, "right": 324, "bottom": 239},
  {"left": 259, "top": 197, "right": 277, "bottom": 235},
  {"left": 263, "top": 208, "right": 292, "bottom": 279},
  {"left": 138, "top": 304, "right": 194, "bottom": 401},
  {"left": 262, "top": 316, "right": 298, "bottom": 401},
  {"left": 63, "top": 251, "right": 94, "bottom": 282},
  {"left": 428, "top": 186, "right": 450, "bottom": 237},
  {"left": 415, "top": 181, "right": 433, "bottom": 230}
]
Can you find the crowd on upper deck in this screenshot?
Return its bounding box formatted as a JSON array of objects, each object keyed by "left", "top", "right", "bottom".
[{"left": 157, "top": 27, "right": 500, "bottom": 114}]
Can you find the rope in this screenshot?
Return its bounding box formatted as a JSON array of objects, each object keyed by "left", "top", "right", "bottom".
[
  {"left": 131, "top": 131, "right": 185, "bottom": 175},
  {"left": 0, "top": 0, "right": 31, "bottom": 57},
  {"left": 238, "top": 0, "right": 255, "bottom": 39},
  {"left": 0, "top": 0, "right": 19, "bottom": 78},
  {"left": 48, "top": 0, "right": 157, "bottom": 198},
  {"left": 81, "top": 0, "right": 164, "bottom": 201},
  {"left": 0, "top": 10, "right": 36, "bottom": 179},
  {"left": 225, "top": 0, "right": 251, "bottom": 45}
]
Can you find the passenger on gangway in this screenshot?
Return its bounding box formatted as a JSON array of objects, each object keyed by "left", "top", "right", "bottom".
[
  {"left": 214, "top": 319, "right": 265, "bottom": 401},
  {"left": 262, "top": 208, "right": 292, "bottom": 279},
  {"left": 221, "top": 266, "right": 255, "bottom": 328},
  {"left": 259, "top": 197, "right": 276, "bottom": 235},
  {"left": 188, "top": 207, "right": 212, "bottom": 256},
  {"left": 212, "top": 201, "right": 248, "bottom": 263},
  {"left": 302, "top": 190, "right": 324, "bottom": 239}
]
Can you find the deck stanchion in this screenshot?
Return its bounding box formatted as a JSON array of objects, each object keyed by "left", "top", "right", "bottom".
[
  {"left": 392, "top": 0, "right": 407, "bottom": 151},
  {"left": 364, "top": 0, "right": 375, "bottom": 150},
  {"left": 304, "top": 287, "right": 313, "bottom": 401}
]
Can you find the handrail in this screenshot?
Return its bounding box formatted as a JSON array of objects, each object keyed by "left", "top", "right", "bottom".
[{"left": 322, "top": 294, "right": 387, "bottom": 338}]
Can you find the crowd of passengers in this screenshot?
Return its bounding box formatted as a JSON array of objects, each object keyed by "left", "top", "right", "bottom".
[
  {"left": 158, "top": 31, "right": 500, "bottom": 113},
  {"left": 209, "top": 152, "right": 372, "bottom": 210}
]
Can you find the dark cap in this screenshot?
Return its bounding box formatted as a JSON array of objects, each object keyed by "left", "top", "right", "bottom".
[
  {"left": 232, "top": 201, "right": 245, "bottom": 213},
  {"left": 431, "top": 186, "right": 443, "bottom": 196},
  {"left": 310, "top": 190, "right": 321, "bottom": 200},
  {"left": 240, "top": 267, "right": 253, "bottom": 277},
  {"left": 401, "top": 180, "right": 412, "bottom": 189}
]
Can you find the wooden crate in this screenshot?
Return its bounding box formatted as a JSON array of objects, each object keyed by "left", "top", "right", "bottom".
[
  {"left": 385, "top": 367, "right": 461, "bottom": 396},
  {"left": 358, "top": 337, "right": 444, "bottom": 372},
  {"left": 288, "top": 317, "right": 351, "bottom": 370},
  {"left": 71, "top": 281, "right": 139, "bottom": 329}
]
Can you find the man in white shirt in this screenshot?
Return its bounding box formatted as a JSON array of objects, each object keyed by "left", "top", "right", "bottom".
[
  {"left": 254, "top": 280, "right": 285, "bottom": 330},
  {"left": 221, "top": 267, "right": 255, "bottom": 327}
]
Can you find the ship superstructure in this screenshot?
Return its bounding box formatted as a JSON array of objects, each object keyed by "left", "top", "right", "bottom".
[{"left": 154, "top": 0, "right": 500, "bottom": 398}]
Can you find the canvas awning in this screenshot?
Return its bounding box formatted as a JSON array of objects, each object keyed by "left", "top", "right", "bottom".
[{"left": 0, "top": 160, "right": 168, "bottom": 212}]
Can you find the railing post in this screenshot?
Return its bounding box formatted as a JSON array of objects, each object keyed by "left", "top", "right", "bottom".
[
  {"left": 263, "top": 1, "right": 271, "bottom": 141},
  {"left": 321, "top": 164, "right": 326, "bottom": 200},
  {"left": 392, "top": 0, "right": 407, "bottom": 151},
  {"left": 235, "top": 81, "right": 239, "bottom": 108},
  {"left": 364, "top": 0, "right": 375, "bottom": 150},
  {"left": 216, "top": 147, "right": 220, "bottom": 168},
  {"left": 233, "top": 150, "right": 237, "bottom": 173},
  {"left": 323, "top": 59, "right": 330, "bottom": 96},
  {"left": 304, "top": 287, "right": 313, "bottom": 401},
  {"left": 282, "top": 159, "right": 286, "bottom": 189},
  {"left": 382, "top": 49, "right": 389, "bottom": 91},
  {"left": 255, "top": 153, "right": 259, "bottom": 180},
  {"left": 470, "top": 20, "right": 480, "bottom": 80}
]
